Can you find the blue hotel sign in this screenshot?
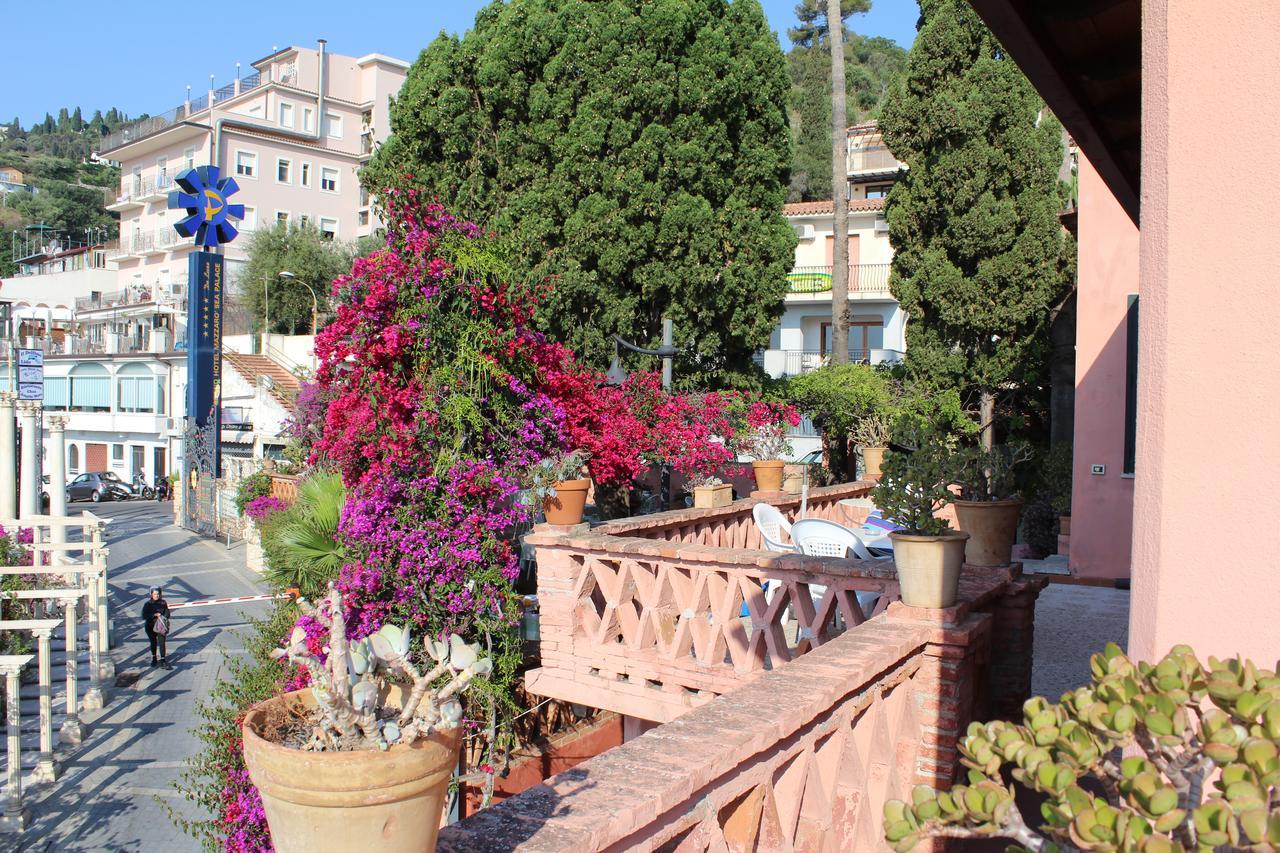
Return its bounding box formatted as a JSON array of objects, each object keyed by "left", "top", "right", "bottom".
[{"left": 168, "top": 166, "right": 243, "bottom": 479}]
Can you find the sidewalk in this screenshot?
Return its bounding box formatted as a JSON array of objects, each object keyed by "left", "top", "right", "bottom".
[{"left": 2, "top": 502, "right": 273, "bottom": 852}]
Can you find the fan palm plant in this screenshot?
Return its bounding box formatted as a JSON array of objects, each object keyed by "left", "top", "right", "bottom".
[{"left": 260, "top": 472, "right": 346, "bottom": 598}]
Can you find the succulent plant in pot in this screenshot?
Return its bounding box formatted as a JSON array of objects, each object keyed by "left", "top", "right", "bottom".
[
  {"left": 870, "top": 427, "right": 968, "bottom": 608},
  {"left": 523, "top": 449, "right": 591, "bottom": 525},
  {"left": 241, "top": 585, "right": 492, "bottom": 853},
  {"left": 953, "top": 442, "right": 1033, "bottom": 568}
]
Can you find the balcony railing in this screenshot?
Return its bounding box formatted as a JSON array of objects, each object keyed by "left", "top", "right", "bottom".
[
  {"left": 787, "top": 263, "right": 892, "bottom": 294},
  {"left": 756, "top": 347, "right": 906, "bottom": 378},
  {"left": 98, "top": 73, "right": 264, "bottom": 153},
  {"left": 847, "top": 143, "right": 903, "bottom": 174}
]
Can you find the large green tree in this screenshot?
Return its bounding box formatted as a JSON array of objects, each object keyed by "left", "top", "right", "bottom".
[
  {"left": 239, "top": 223, "right": 359, "bottom": 335},
  {"left": 878, "top": 0, "right": 1073, "bottom": 446},
  {"left": 362, "top": 0, "right": 795, "bottom": 386},
  {"left": 786, "top": 1, "right": 906, "bottom": 201}
]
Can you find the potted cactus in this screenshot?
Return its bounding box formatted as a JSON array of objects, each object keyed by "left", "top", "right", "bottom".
[
  {"left": 885, "top": 643, "right": 1280, "bottom": 852},
  {"left": 241, "top": 586, "right": 491, "bottom": 853},
  {"left": 953, "top": 443, "right": 1033, "bottom": 567},
  {"left": 870, "top": 429, "right": 968, "bottom": 608}
]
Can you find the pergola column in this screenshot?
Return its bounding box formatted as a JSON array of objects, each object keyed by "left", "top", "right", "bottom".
[
  {"left": 30, "top": 627, "right": 57, "bottom": 783},
  {"left": 46, "top": 416, "right": 68, "bottom": 567},
  {"left": 0, "top": 656, "right": 33, "bottom": 832},
  {"left": 82, "top": 577, "right": 106, "bottom": 711},
  {"left": 0, "top": 394, "right": 14, "bottom": 520},
  {"left": 58, "top": 599, "right": 82, "bottom": 746},
  {"left": 16, "top": 402, "right": 38, "bottom": 519}
]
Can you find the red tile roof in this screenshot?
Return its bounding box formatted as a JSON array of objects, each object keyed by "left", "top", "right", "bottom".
[{"left": 783, "top": 197, "right": 886, "bottom": 217}]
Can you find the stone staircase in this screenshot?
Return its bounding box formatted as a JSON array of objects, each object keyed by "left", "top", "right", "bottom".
[{"left": 222, "top": 352, "right": 302, "bottom": 408}]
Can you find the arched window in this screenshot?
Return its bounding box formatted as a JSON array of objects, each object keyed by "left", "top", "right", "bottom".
[
  {"left": 69, "top": 363, "right": 110, "bottom": 412},
  {"left": 69, "top": 445, "right": 80, "bottom": 474},
  {"left": 117, "top": 363, "right": 160, "bottom": 413}
]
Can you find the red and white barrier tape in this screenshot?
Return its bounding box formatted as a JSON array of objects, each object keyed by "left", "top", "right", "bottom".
[{"left": 168, "top": 590, "right": 297, "bottom": 610}]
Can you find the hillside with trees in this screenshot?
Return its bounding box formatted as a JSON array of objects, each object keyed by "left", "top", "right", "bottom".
[
  {"left": 786, "top": 0, "right": 907, "bottom": 201},
  {"left": 0, "top": 107, "right": 128, "bottom": 274}
]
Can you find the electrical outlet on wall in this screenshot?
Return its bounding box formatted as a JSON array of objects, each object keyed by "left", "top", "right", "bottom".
[{"left": 1091, "top": 464, "right": 1106, "bottom": 475}]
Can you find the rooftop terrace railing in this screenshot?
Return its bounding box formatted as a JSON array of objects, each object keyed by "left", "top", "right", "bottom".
[
  {"left": 98, "top": 72, "right": 265, "bottom": 153},
  {"left": 787, "top": 262, "right": 892, "bottom": 294}
]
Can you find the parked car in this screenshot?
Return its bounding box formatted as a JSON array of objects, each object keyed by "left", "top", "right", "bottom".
[{"left": 66, "top": 472, "right": 134, "bottom": 503}]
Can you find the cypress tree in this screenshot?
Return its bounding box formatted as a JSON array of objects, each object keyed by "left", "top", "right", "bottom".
[
  {"left": 879, "top": 0, "right": 1073, "bottom": 445},
  {"left": 363, "top": 0, "right": 796, "bottom": 386}
]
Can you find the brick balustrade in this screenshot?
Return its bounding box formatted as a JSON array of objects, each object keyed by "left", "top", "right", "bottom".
[
  {"left": 440, "top": 579, "right": 1006, "bottom": 852},
  {"left": 524, "top": 524, "right": 902, "bottom": 723},
  {"left": 594, "top": 481, "right": 875, "bottom": 550}
]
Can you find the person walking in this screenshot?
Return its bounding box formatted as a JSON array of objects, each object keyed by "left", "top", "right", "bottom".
[{"left": 142, "top": 587, "right": 171, "bottom": 669}]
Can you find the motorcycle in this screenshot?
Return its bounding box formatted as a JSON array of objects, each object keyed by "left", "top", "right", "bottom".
[
  {"left": 154, "top": 477, "right": 170, "bottom": 502},
  {"left": 133, "top": 475, "right": 156, "bottom": 501}
]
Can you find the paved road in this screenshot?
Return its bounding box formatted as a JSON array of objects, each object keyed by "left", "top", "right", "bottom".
[{"left": 5, "top": 500, "right": 272, "bottom": 852}]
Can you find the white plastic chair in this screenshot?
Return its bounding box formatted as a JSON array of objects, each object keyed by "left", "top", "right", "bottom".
[
  {"left": 753, "top": 503, "right": 797, "bottom": 553},
  {"left": 791, "top": 518, "right": 874, "bottom": 560},
  {"left": 790, "top": 518, "right": 881, "bottom": 619}
]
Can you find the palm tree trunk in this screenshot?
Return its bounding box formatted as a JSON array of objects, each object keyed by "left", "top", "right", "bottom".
[{"left": 827, "top": 0, "right": 850, "bottom": 364}]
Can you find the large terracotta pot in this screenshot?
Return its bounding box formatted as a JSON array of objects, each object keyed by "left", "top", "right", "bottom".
[
  {"left": 542, "top": 478, "right": 590, "bottom": 525},
  {"left": 861, "top": 446, "right": 889, "bottom": 480},
  {"left": 242, "top": 686, "right": 461, "bottom": 853},
  {"left": 953, "top": 498, "right": 1024, "bottom": 567},
  {"left": 888, "top": 531, "right": 970, "bottom": 608},
  {"left": 752, "top": 460, "right": 786, "bottom": 492}
]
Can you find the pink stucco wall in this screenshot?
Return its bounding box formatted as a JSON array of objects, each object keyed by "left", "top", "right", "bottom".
[
  {"left": 1131, "top": 0, "right": 1280, "bottom": 666},
  {"left": 1070, "top": 154, "right": 1137, "bottom": 579}
]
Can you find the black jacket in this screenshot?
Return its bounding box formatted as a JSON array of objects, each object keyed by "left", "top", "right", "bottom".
[{"left": 142, "top": 599, "right": 169, "bottom": 634}]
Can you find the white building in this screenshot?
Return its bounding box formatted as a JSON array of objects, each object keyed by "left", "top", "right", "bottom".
[{"left": 760, "top": 122, "right": 908, "bottom": 379}]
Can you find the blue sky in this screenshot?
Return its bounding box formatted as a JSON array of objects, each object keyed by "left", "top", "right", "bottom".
[{"left": 2, "top": 1, "right": 918, "bottom": 128}]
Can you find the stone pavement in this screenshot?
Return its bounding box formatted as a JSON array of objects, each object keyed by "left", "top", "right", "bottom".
[
  {"left": 3, "top": 500, "right": 273, "bottom": 852},
  {"left": 1030, "top": 580, "right": 1131, "bottom": 702}
]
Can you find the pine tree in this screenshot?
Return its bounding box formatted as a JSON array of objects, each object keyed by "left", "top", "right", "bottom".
[
  {"left": 364, "top": 0, "right": 795, "bottom": 386},
  {"left": 879, "top": 0, "right": 1073, "bottom": 446},
  {"left": 71, "top": 107, "right": 84, "bottom": 131}
]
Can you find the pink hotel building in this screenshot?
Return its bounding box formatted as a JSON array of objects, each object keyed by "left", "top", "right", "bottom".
[{"left": 99, "top": 40, "right": 408, "bottom": 314}]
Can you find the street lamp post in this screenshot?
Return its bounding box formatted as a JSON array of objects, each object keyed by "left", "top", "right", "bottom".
[
  {"left": 613, "top": 318, "right": 680, "bottom": 510},
  {"left": 274, "top": 270, "right": 318, "bottom": 336}
]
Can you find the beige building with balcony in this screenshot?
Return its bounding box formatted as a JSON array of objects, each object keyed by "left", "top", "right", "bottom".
[
  {"left": 760, "top": 122, "right": 908, "bottom": 379},
  {"left": 99, "top": 40, "right": 409, "bottom": 307}
]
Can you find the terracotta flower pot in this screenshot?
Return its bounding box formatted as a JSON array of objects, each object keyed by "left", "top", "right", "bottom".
[
  {"left": 752, "top": 459, "right": 786, "bottom": 492},
  {"left": 242, "top": 687, "right": 461, "bottom": 853},
  {"left": 542, "top": 478, "right": 590, "bottom": 525},
  {"left": 953, "top": 499, "right": 1024, "bottom": 567},
  {"left": 861, "top": 446, "right": 889, "bottom": 480},
  {"left": 693, "top": 483, "right": 733, "bottom": 508},
  {"left": 888, "top": 531, "right": 970, "bottom": 608}
]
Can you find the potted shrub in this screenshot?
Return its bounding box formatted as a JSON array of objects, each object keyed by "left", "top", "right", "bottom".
[
  {"left": 524, "top": 450, "right": 591, "bottom": 525},
  {"left": 852, "top": 412, "right": 893, "bottom": 480},
  {"left": 871, "top": 430, "right": 968, "bottom": 608},
  {"left": 953, "top": 443, "right": 1032, "bottom": 567},
  {"left": 1040, "top": 442, "right": 1073, "bottom": 548},
  {"left": 736, "top": 400, "right": 800, "bottom": 493},
  {"left": 242, "top": 586, "right": 491, "bottom": 853}
]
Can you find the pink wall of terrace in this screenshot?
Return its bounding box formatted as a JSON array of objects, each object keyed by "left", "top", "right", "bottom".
[
  {"left": 1131, "top": 0, "right": 1280, "bottom": 666},
  {"left": 1070, "top": 153, "right": 1137, "bottom": 579}
]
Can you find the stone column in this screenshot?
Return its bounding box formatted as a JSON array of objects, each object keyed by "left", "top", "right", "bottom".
[
  {"left": 31, "top": 628, "right": 57, "bottom": 783},
  {"left": 0, "top": 658, "right": 31, "bottom": 831},
  {"left": 0, "top": 394, "right": 14, "bottom": 520},
  {"left": 82, "top": 577, "right": 106, "bottom": 711},
  {"left": 17, "top": 402, "right": 38, "bottom": 519},
  {"left": 92, "top": 523, "right": 112, "bottom": 654},
  {"left": 58, "top": 599, "right": 82, "bottom": 746},
  {"left": 46, "top": 416, "right": 68, "bottom": 567}
]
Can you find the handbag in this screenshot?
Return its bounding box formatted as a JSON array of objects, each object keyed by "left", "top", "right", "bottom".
[{"left": 153, "top": 613, "right": 169, "bottom": 636}]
